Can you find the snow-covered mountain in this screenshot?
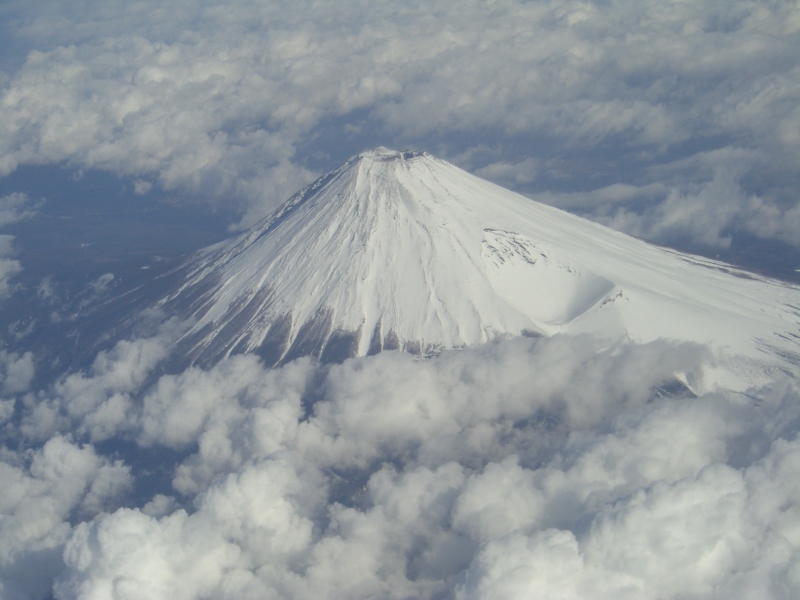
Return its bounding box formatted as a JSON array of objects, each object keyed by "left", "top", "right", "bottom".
[{"left": 155, "top": 147, "right": 800, "bottom": 388}]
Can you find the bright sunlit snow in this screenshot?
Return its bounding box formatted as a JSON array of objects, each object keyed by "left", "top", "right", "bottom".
[{"left": 159, "top": 148, "right": 800, "bottom": 390}]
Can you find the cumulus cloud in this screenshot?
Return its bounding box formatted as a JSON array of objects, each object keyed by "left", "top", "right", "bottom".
[
  {"left": 3, "top": 331, "right": 798, "bottom": 598},
  {"left": 20, "top": 317, "right": 185, "bottom": 442},
  {"left": 0, "top": 0, "right": 797, "bottom": 243},
  {"left": 539, "top": 148, "right": 800, "bottom": 250},
  {"left": 0, "top": 235, "right": 22, "bottom": 301},
  {"left": 0, "top": 436, "right": 131, "bottom": 600},
  {"left": 1, "top": 1, "right": 800, "bottom": 596},
  {"left": 0, "top": 193, "right": 37, "bottom": 227},
  {"left": 0, "top": 349, "right": 34, "bottom": 395}
]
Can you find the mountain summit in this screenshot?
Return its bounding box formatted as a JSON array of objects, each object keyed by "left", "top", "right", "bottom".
[{"left": 156, "top": 147, "right": 800, "bottom": 387}]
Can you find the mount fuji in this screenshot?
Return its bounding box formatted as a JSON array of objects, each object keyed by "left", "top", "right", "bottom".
[{"left": 150, "top": 147, "right": 800, "bottom": 389}]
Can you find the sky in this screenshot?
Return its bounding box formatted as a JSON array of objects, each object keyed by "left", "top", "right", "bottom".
[{"left": 1, "top": 1, "right": 800, "bottom": 599}]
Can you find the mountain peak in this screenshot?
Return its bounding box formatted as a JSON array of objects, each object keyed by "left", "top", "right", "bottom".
[
  {"left": 155, "top": 150, "right": 800, "bottom": 388},
  {"left": 357, "top": 147, "right": 427, "bottom": 163}
]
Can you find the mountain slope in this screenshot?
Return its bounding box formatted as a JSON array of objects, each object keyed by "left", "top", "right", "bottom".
[{"left": 155, "top": 148, "right": 800, "bottom": 387}]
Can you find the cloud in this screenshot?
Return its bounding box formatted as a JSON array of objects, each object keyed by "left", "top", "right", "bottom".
[
  {"left": 0, "top": 436, "right": 131, "bottom": 600},
  {"left": 19, "top": 317, "right": 185, "bottom": 442},
  {"left": 4, "top": 331, "right": 797, "bottom": 598},
  {"left": 0, "top": 0, "right": 797, "bottom": 242},
  {"left": 534, "top": 146, "right": 800, "bottom": 250},
  {"left": 474, "top": 158, "right": 539, "bottom": 187},
  {"left": 75, "top": 273, "right": 116, "bottom": 309},
  {"left": 589, "top": 162, "right": 752, "bottom": 249},
  {"left": 0, "top": 235, "right": 22, "bottom": 301},
  {"left": 133, "top": 179, "right": 152, "bottom": 195},
  {"left": 87, "top": 273, "right": 114, "bottom": 295},
  {"left": 1, "top": 1, "right": 800, "bottom": 596},
  {"left": 0, "top": 193, "right": 37, "bottom": 227},
  {"left": 0, "top": 349, "right": 34, "bottom": 395}
]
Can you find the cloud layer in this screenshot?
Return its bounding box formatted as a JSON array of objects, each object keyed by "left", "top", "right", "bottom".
[
  {"left": 1, "top": 332, "right": 799, "bottom": 598},
  {"left": 0, "top": 0, "right": 798, "bottom": 245},
  {"left": 1, "top": 3, "right": 800, "bottom": 598}
]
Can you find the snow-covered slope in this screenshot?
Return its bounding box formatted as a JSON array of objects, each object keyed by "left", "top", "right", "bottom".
[{"left": 157, "top": 147, "right": 800, "bottom": 387}]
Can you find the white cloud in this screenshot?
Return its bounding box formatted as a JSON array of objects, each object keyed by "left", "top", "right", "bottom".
[
  {"left": 87, "top": 273, "right": 113, "bottom": 295},
  {"left": 0, "top": 436, "right": 131, "bottom": 600},
  {"left": 1, "top": 1, "right": 800, "bottom": 596},
  {"left": 20, "top": 318, "right": 185, "bottom": 442},
  {"left": 75, "top": 272, "right": 117, "bottom": 309},
  {"left": 0, "top": 0, "right": 797, "bottom": 241},
  {"left": 455, "top": 529, "right": 618, "bottom": 600},
  {"left": 474, "top": 158, "right": 539, "bottom": 187},
  {"left": 0, "top": 349, "right": 34, "bottom": 395},
  {"left": 0, "top": 193, "right": 37, "bottom": 227},
  {"left": 536, "top": 147, "right": 800, "bottom": 250},
  {"left": 0, "top": 235, "right": 22, "bottom": 301},
  {"left": 133, "top": 179, "right": 152, "bottom": 195},
  {"left": 4, "top": 332, "right": 795, "bottom": 599},
  {"left": 593, "top": 165, "right": 749, "bottom": 249}
]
